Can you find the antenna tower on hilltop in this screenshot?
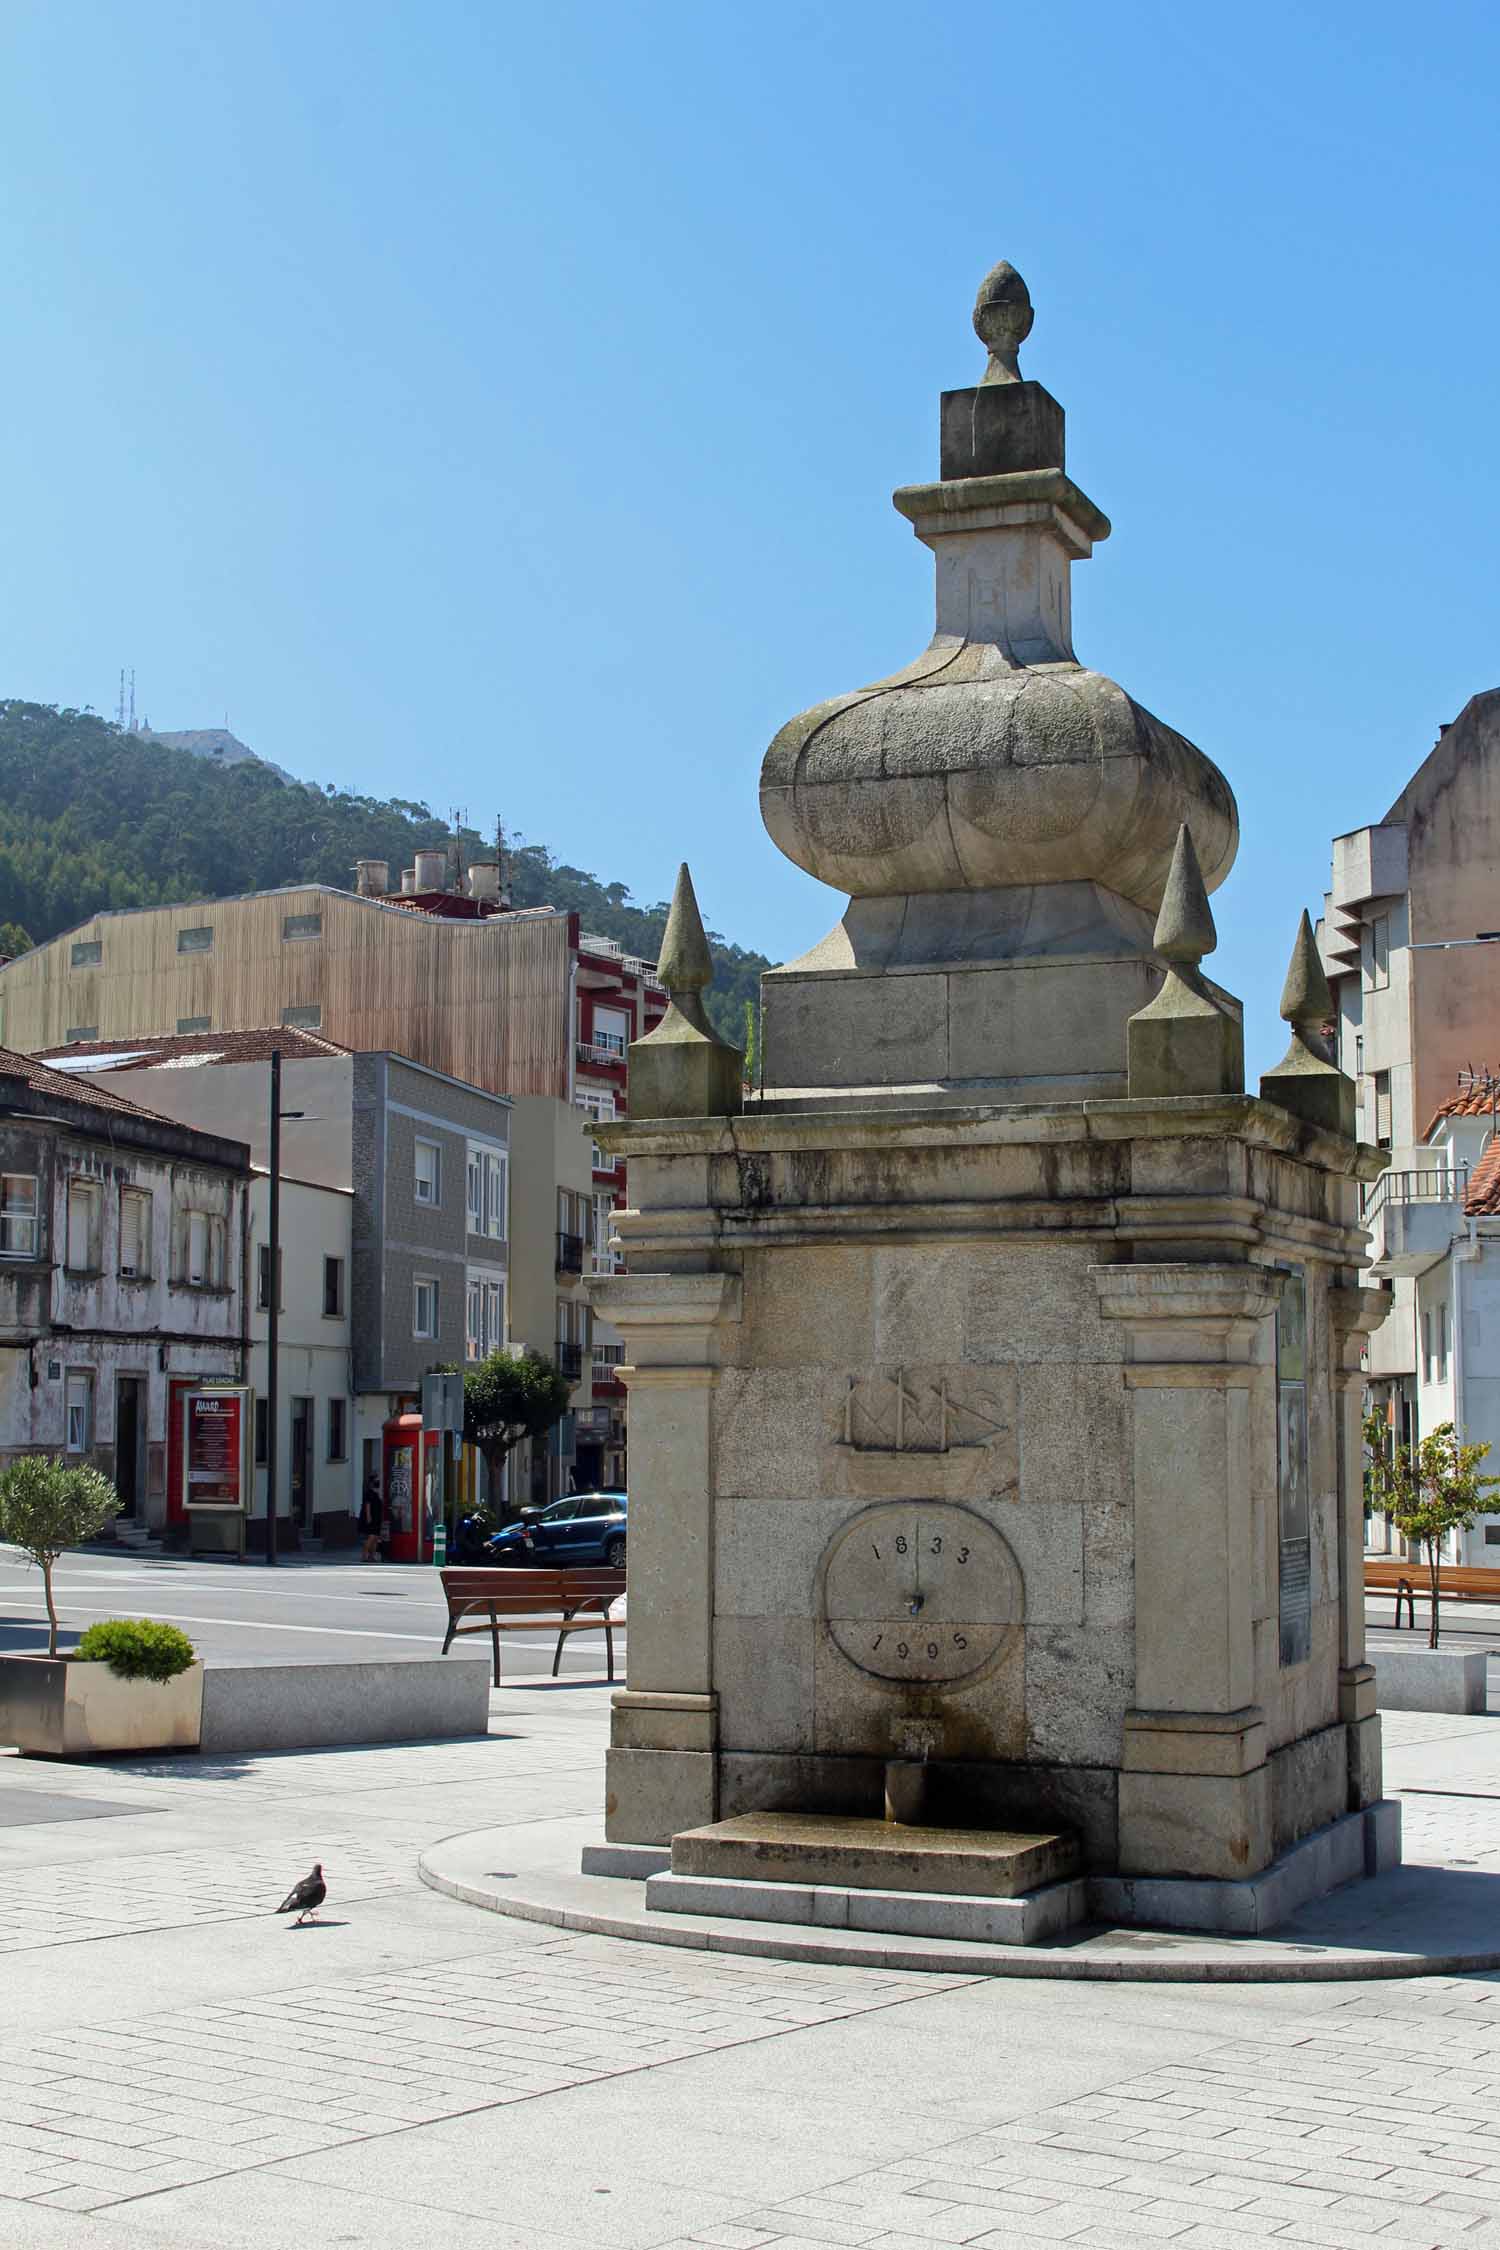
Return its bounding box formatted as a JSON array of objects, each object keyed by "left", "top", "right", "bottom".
[{"left": 115, "top": 669, "right": 137, "bottom": 731}]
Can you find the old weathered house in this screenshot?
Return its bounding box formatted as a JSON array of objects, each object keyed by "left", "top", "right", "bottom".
[{"left": 0, "top": 1047, "right": 249, "bottom": 1527}]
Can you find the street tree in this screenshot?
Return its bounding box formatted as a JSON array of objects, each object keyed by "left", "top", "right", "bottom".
[
  {"left": 463, "top": 1349, "right": 573, "bottom": 1513},
  {"left": 1363, "top": 1412, "right": 1500, "bottom": 1647},
  {"left": 0, "top": 1457, "right": 121, "bottom": 1656}
]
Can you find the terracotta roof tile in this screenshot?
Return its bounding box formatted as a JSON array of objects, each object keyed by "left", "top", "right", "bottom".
[
  {"left": 1423, "top": 1084, "right": 1500, "bottom": 1141},
  {"left": 33, "top": 1027, "right": 349, "bottom": 1069},
  {"left": 1466, "top": 1137, "right": 1500, "bottom": 1217},
  {"left": 0, "top": 1044, "right": 190, "bottom": 1125}
]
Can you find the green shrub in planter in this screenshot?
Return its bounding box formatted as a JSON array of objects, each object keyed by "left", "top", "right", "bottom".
[{"left": 73, "top": 1619, "right": 196, "bottom": 1682}]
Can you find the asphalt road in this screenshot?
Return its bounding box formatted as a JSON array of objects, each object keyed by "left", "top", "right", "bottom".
[{"left": 0, "top": 1545, "right": 623, "bottom": 1675}]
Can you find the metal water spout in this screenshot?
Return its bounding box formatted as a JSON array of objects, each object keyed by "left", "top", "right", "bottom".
[{"left": 884, "top": 1716, "right": 940, "bottom": 1826}]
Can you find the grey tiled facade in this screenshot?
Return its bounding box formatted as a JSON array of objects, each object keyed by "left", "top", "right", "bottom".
[{"left": 350, "top": 1053, "right": 509, "bottom": 1398}]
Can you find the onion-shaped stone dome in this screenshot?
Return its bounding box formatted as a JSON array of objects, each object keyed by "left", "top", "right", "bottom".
[{"left": 759, "top": 263, "right": 1238, "bottom": 931}]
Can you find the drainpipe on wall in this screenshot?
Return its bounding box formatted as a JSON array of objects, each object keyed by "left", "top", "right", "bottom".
[{"left": 238, "top": 1172, "right": 251, "bottom": 1386}]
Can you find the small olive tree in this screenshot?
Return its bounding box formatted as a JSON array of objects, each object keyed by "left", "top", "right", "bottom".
[
  {"left": 1364, "top": 1413, "right": 1500, "bottom": 1647},
  {"left": 0, "top": 1456, "right": 121, "bottom": 1656},
  {"left": 463, "top": 1349, "right": 573, "bottom": 1518}
]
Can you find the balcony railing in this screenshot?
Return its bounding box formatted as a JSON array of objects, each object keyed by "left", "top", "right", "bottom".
[
  {"left": 555, "top": 1231, "right": 584, "bottom": 1275},
  {"left": 593, "top": 1350, "right": 626, "bottom": 1384},
  {"left": 555, "top": 1341, "right": 584, "bottom": 1382},
  {"left": 1362, "top": 1166, "right": 1468, "bottom": 1225},
  {"left": 576, "top": 1036, "right": 627, "bottom": 1065}
]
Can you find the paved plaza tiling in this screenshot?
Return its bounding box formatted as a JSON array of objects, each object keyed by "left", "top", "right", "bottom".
[{"left": 3, "top": 1676, "right": 1500, "bottom": 2247}]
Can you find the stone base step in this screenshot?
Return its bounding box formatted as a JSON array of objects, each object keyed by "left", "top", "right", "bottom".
[
  {"left": 670, "top": 1811, "right": 1080, "bottom": 1899},
  {"left": 646, "top": 1868, "right": 1086, "bottom": 1946}
]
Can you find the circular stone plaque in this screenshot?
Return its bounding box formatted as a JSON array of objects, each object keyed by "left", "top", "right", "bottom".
[{"left": 818, "top": 1502, "right": 1023, "bottom": 1690}]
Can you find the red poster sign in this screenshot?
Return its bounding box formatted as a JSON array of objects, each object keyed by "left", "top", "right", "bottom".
[{"left": 184, "top": 1389, "right": 246, "bottom": 1511}]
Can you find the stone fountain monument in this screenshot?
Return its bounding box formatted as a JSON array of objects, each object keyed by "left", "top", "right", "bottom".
[{"left": 587, "top": 262, "right": 1397, "bottom": 1941}]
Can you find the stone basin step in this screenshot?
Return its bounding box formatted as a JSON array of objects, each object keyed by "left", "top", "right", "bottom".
[
  {"left": 669, "top": 1812, "right": 1080, "bottom": 1899},
  {"left": 646, "top": 1867, "right": 1086, "bottom": 1946}
]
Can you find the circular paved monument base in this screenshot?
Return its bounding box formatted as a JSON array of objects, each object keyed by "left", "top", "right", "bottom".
[{"left": 419, "top": 1814, "right": 1500, "bottom": 1984}]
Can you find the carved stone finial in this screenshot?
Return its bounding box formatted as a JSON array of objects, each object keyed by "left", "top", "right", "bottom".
[
  {"left": 1126, "top": 824, "right": 1242, "bottom": 1099},
  {"left": 973, "top": 260, "right": 1033, "bottom": 386},
  {"left": 657, "top": 863, "right": 714, "bottom": 1000},
  {"left": 1279, "top": 910, "right": 1335, "bottom": 1035},
  {"left": 628, "top": 862, "right": 742, "bottom": 1121},
  {"left": 1153, "top": 825, "right": 1217, "bottom": 966},
  {"left": 1259, "top": 910, "right": 1354, "bottom": 1137}
]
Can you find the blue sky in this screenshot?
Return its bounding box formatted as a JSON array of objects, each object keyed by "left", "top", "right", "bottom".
[{"left": 3, "top": 1, "right": 1497, "bottom": 1075}]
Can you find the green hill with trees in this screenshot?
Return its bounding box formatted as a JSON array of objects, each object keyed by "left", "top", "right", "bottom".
[{"left": 0, "top": 699, "right": 770, "bottom": 1043}]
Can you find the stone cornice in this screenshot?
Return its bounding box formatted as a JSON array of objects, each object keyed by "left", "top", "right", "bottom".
[{"left": 595, "top": 1092, "right": 1386, "bottom": 1181}]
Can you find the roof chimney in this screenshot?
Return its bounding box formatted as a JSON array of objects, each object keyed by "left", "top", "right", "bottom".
[
  {"left": 355, "top": 858, "right": 390, "bottom": 897},
  {"left": 468, "top": 860, "right": 501, "bottom": 904},
  {"left": 400, "top": 866, "right": 417, "bottom": 894},
  {"left": 413, "top": 848, "right": 447, "bottom": 892}
]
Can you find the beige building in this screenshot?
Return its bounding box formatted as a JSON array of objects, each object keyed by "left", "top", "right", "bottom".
[
  {"left": 1319, "top": 687, "right": 1500, "bottom": 1477},
  {"left": 507, "top": 1095, "right": 612, "bottom": 1500}
]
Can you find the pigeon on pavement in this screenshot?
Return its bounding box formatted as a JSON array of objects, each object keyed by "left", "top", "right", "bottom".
[{"left": 276, "top": 1863, "right": 326, "bottom": 1925}]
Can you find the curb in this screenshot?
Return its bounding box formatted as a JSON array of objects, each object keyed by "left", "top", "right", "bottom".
[{"left": 417, "top": 1843, "right": 1500, "bottom": 1986}]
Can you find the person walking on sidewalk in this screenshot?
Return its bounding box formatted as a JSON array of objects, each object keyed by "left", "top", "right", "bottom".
[{"left": 359, "top": 1473, "right": 384, "bottom": 1563}]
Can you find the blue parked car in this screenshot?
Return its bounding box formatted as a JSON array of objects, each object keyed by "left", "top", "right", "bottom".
[{"left": 487, "top": 1490, "right": 627, "bottom": 1570}]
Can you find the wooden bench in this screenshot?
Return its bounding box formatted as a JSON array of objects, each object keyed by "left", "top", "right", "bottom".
[
  {"left": 1365, "top": 1559, "right": 1500, "bottom": 1626},
  {"left": 438, "top": 1567, "right": 626, "bottom": 1686}
]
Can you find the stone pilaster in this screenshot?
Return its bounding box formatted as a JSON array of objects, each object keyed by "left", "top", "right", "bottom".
[
  {"left": 583, "top": 1269, "right": 741, "bottom": 1842},
  {"left": 1329, "top": 1282, "right": 1393, "bottom": 1807},
  {"left": 1094, "top": 1262, "right": 1284, "bottom": 1879}
]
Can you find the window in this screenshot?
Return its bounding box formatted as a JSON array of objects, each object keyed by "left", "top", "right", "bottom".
[
  {"left": 70, "top": 940, "right": 102, "bottom": 968},
  {"left": 591, "top": 1005, "right": 629, "bottom": 1058},
  {"left": 1423, "top": 1310, "right": 1433, "bottom": 1382},
  {"left": 414, "top": 1139, "right": 441, "bottom": 1206},
  {"left": 466, "top": 1146, "right": 507, "bottom": 1239},
  {"left": 282, "top": 913, "right": 323, "bottom": 941},
  {"left": 65, "top": 1179, "right": 101, "bottom": 1272},
  {"left": 119, "top": 1188, "right": 151, "bottom": 1279},
  {"left": 65, "top": 1026, "right": 98, "bottom": 1045},
  {"left": 465, "top": 1274, "right": 506, "bottom": 1361},
  {"left": 1374, "top": 1071, "right": 1392, "bottom": 1150},
  {"left": 64, "top": 1370, "right": 93, "bottom": 1454},
  {"left": 327, "top": 1397, "right": 347, "bottom": 1461},
  {"left": 1368, "top": 915, "right": 1390, "bottom": 991},
  {"left": 177, "top": 925, "right": 214, "bottom": 953},
  {"left": 281, "top": 1004, "right": 322, "bottom": 1030},
  {"left": 591, "top": 1190, "right": 620, "bottom": 1275},
  {"left": 180, "top": 1210, "right": 227, "bottom": 1289},
  {"left": 555, "top": 1294, "right": 589, "bottom": 1379},
  {"left": 1439, "top": 1300, "right": 1450, "bottom": 1379},
  {"left": 413, "top": 1276, "right": 439, "bottom": 1338},
  {"left": 323, "top": 1256, "right": 344, "bottom": 1317},
  {"left": 254, "top": 1398, "right": 268, "bottom": 1464},
  {"left": 0, "top": 1174, "right": 39, "bottom": 1259},
  {"left": 576, "top": 1088, "right": 616, "bottom": 1171},
  {"left": 177, "top": 1015, "right": 212, "bottom": 1035},
  {"left": 485, "top": 1150, "right": 507, "bottom": 1238},
  {"left": 256, "top": 1244, "right": 283, "bottom": 1311},
  {"left": 593, "top": 1340, "right": 626, "bottom": 1379}
]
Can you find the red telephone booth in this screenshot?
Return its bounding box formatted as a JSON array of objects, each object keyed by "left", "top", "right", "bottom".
[{"left": 381, "top": 1413, "right": 436, "bottom": 1563}]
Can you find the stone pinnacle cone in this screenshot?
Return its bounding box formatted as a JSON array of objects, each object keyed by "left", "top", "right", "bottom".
[
  {"left": 657, "top": 863, "right": 714, "bottom": 997},
  {"left": 1153, "top": 825, "right": 1217, "bottom": 965},
  {"left": 1279, "top": 910, "right": 1334, "bottom": 1033}
]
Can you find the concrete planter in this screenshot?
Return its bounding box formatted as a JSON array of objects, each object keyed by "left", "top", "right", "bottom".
[
  {"left": 198, "top": 1656, "right": 491, "bottom": 1752},
  {"left": 1374, "top": 1648, "right": 1487, "bottom": 1715},
  {"left": 0, "top": 1654, "right": 204, "bottom": 1756}
]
